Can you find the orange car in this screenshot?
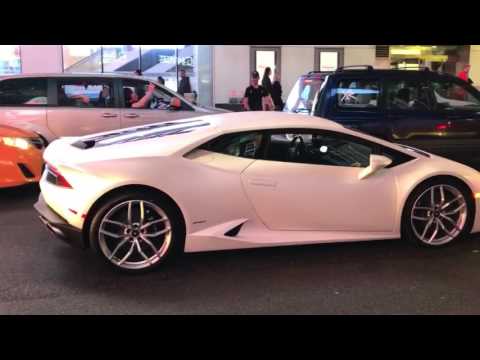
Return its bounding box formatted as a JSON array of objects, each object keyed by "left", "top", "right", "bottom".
[{"left": 0, "top": 125, "right": 44, "bottom": 188}]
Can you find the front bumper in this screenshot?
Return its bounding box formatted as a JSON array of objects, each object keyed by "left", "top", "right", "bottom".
[{"left": 34, "top": 194, "right": 86, "bottom": 249}]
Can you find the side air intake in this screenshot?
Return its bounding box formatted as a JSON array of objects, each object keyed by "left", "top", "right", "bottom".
[{"left": 224, "top": 223, "right": 245, "bottom": 237}]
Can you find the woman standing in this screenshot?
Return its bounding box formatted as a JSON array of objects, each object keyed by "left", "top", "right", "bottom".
[
  {"left": 261, "top": 67, "right": 274, "bottom": 110},
  {"left": 262, "top": 67, "right": 273, "bottom": 95}
]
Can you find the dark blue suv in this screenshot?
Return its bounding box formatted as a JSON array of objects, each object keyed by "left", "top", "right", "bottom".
[{"left": 297, "top": 66, "right": 480, "bottom": 169}]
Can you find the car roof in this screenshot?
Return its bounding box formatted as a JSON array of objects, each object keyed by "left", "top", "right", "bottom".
[
  {"left": 327, "top": 68, "right": 459, "bottom": 80},
  {"left": 0, "top": 73, "right": 157, "bottom": 81},
  {"left": 298, "top": 68, "right": 461, "bottom": 82},
  {"left": 202, "top": 111, "right": 345, "bottom": 133}
]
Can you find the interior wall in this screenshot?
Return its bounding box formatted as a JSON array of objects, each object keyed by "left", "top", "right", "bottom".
[
  {"left": 20, "top": 45, "right": 63, "bottom": 73},
  {"left": 281, "top": 46, "right": 315, "bottom": 101},
  {"left": 343, "top": 46, "right": 376, "bottom": 67},
  {"left": 212, "top": 45, "right": 376, "bottom": 105},
  {"left": 213, "top": 45, "right": 250, "bottom": 104}
]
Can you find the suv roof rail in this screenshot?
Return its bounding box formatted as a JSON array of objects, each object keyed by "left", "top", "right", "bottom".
[
  {"left": 391, "top": 66, "right": 431, "bottom": 71},
  {"left": 307, "top": 70, "right": 331, "bottom": 75},
  {"left": 336, "top": 65, "right": 374, "bottom": 72}
]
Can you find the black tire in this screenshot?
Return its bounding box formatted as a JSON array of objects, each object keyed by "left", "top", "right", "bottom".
[
  {"left": 401, "top": 178, "right": 474, "bottom": 248},
  {"left": 89, "top": 190, "right": 185, "bottom": 274}
]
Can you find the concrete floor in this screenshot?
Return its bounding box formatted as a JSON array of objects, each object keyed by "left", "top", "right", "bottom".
[{"left": 2, "top": 184, "right": 480, "bottom": 314}]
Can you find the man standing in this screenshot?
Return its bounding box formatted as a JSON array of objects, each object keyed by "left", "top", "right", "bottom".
[
  {"left": 177, "top": 69, "right": 192, "bottom": 96},
  {"left": 457, "top": 64, "right": 473, "bottom": 84},
  {"left": 242, "top": 71, "right": 269, "bottom": 111}
]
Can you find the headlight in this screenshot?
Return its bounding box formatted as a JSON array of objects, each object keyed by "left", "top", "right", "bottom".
[{"left": 1, "top": 137, "right": 31, "bottom": 150}]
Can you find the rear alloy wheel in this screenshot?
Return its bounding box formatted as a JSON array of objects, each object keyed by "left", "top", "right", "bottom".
[
  {"left": 90, "top": 192, "right": 184, "bottom": 273},
  {"left": 403, "top": 180, "right": 473, "bottom": 247}
]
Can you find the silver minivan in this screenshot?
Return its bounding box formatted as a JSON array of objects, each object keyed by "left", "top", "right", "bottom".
[{"left": 0, "top": 73, "right": 224, "bottom": 145}]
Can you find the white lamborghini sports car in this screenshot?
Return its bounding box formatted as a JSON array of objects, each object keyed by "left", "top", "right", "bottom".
[{"left": 35, "top": 112, "right": 480, "bottom": 273}]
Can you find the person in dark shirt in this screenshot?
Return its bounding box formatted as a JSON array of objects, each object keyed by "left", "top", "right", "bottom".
[
  {"left": 271, "top": 70, "right": 284, "bottom": 111},
  {"left": 242, "top": 71, "right": 269, "bottom": 111},
  {"left": 178, "top": 69, "right": 192, "bottom": 96},
  {"left": 157, "top": 76, "right": 165, "bottom": 85}
]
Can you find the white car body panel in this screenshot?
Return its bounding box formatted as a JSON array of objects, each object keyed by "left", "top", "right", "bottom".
[{"left": 39, "top": 112, "right": 480, "bottom": 253}]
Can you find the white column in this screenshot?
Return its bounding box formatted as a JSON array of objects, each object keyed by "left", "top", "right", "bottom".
[
  {"left": 20, "top": 45, "right": 63, "bottom": 73},
  {"left": 212, "top": 45, "right": 250, "bottom": 104}
]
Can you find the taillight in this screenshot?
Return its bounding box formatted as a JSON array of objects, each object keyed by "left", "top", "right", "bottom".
[{"left": 46, "top": 163, "right": 73, "bottom": 189}]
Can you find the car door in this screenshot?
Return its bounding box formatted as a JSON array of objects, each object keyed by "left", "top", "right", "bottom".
[
  {"left": 385, "top": 75, "right": 441, "bottom": 148},
  {"left": 241, "top": 129, "right": 399, "bottom": 232},
  {"left": 46, "top": 77, "right": 120, "bottom": 137},
  {"left": 324, "top": 76, "right": 390, "bottom": 140},
  {"left": 119, "top": 78, "right": 197, "bottom": 128}
]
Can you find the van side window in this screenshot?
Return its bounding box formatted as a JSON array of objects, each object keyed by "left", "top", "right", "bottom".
[
  {"left": 336, "top": 79, "right": 379, "bottom": 109},
  {"left": 431, "top": 80, "right": 480, "bottom": 111},
  {"left": 57, "top": 79, "right": 115, "bottom": 108},
  {"left": 385, "top": 79, "right": 432, "bottom": 111},
  {"left": 122, "top": 79, "right": 192, "bottom": 111},
  {"left": 0, "top": 78, "right": 47, "bottom": 106}
]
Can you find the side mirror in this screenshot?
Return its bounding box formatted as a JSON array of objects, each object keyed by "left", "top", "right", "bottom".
[{"left": 358, "top": 154, "right": 392, "bottom": 180}]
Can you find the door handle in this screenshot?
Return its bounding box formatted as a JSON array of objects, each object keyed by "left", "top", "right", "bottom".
[
  {"left": 124, "top": 113, "right": 140, "bottom": 118},
  {"left": 102, "top": 113, "right": 118, "bottom": 118},
  {"left": 249, "top": 179, "right": 277, "bottom": 187}
]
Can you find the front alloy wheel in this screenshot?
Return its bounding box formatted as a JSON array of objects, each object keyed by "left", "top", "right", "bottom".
[
  {"left": 90, "top": 192, "right": 185, "bottom": 273},
  {"left": 405, "top": 180, "right": 473, "bottom": 247},
  {"left": 98, "top": 200, "right": 172, "bottom": 270}
]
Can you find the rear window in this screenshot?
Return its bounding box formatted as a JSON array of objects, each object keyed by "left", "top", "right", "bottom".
[
  {"left": 0, "top": 78, "right": 47, "bottom": 106},
  {"left": 285, "top": 76, "right": 326, "bottom": 114}
]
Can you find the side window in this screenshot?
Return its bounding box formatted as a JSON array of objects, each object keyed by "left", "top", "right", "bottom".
[
  {"left": 201, "top": 132, "right": 264, "bottom": 159},
  {"left": 385, "top": 79, "right": 432, "bottom": 111},
  {"left": 122, "top": 79, "right": 191, "bottom": 110},
  {"left": 0, "top": 78, "right": 47, "bottom": 106},
  {"left": 57, "top": 79, "right": 114, "bottom": 108},
  {"left": 265, "top": 130, "right": 374, "bottom": 168},
  {"left": 431, "top": 80, "right": 480, "bottom": 111},
  {"left": 336, "top": 79, "right": 379, "bottom": 110}
]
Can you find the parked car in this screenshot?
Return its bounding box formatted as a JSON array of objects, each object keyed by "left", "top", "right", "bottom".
[
  {"left": 0, "top": 73, "right": 226, "bottom": 145},
  {"left": 286, "top": 66, "right": 480, "bottom": 169},
  {"left": 0, "top": 125, "right": 44, "bottom": 188},
  {"left": 35, "top": 112, "right": 480, "bottom": 273}
]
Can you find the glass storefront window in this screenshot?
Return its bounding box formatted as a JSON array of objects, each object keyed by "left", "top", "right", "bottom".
[
  {"left": 61, "top": 45, "right": 213, "bottom": 107},
  {"left": 63, "top": 45, "right": 102, "bottom": 73},
  {"left": 0, "top": 46, "right": 21, "bottom": 75},
  {"left": 101, "top": 45, "right": 140, "bottom": 73},
  {"left": 140, "top": 45, "right": 182, "bottom": 92}
]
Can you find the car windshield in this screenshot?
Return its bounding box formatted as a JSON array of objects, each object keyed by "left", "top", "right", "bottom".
[{"left": 285, "top": 76, "right": 325, "bottom": 114}]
